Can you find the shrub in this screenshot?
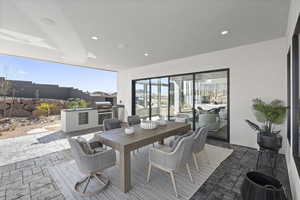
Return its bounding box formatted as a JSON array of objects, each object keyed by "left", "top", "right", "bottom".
[
  {"left": 67, "top": 99, "right": 89, "bottom": 109},
  {"left": 36, "top": 103, "right": 56, "bottom": 116}
]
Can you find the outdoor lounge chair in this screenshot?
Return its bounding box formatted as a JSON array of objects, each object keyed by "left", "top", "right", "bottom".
[{"left": 68, "top": 137, "right": 116, "bottom": 196}]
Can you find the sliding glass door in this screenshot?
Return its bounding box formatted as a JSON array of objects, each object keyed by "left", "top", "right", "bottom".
[
  {"left": 135, "top": 80, "right": 150, "bottom": 119},
  {"left": 151, "top": 78, "right": 169, "bottom": 120},
  {"left": 170, "top": 75, "right": 194, "bottom": 127},
  {"left": 132, "top": 69, "right": 230, "bottom": 142},
  {"left": 195, "top": 71, "right": 228, "bottom": 141}
]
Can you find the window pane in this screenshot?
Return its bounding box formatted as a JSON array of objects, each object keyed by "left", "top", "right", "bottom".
[
  {"left": 135, "top": 80, "right": 150, "bottom": 119},
  {"left": 151, "top": 78, "right": 169, "bottom": 121},
  {"left": 195, "top": 71, "right": 228, "bottom": 141},
  {"left": 170, "top": 75, "right": 194, "bottom": 127}
]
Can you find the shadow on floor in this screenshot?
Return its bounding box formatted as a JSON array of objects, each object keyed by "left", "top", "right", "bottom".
[{"left": 34, "top": 127, "right": 103, "bottom": 144}]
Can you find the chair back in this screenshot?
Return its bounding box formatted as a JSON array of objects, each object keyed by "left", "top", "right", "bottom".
[
  {"left": 68, "top": 137, "right": 88, "bottom": 173},
  {"left": 172, "top": 135, "right": 194, "bottom": 169},
  {"left": 103, "top": 119, "right": 121, "bottom": 131},
  {"left": 192, "top": 127, "right": 209, "bottom": 153},
  {"left": 127, "top": 115, "right": 141, "bottom": 126}
]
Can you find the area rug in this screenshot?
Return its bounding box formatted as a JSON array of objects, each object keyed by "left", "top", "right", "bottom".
[{"left": 48, "top": 144, "right": 233, "bottom": 200}]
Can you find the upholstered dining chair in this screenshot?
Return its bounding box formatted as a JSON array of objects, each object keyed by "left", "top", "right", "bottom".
[
  {"left": 191, "top": 127, "right": 209, "bottom": 171},
  {"left": 147, "top": 135, "right": 194, "bottom": 197},
  {"left": 127, "top": 115, "right": 147, "bottom": 151},
  {"left": 127, "top": 115, "right": 141, "bottom": 126},
  {"left": 103, "top": 119, "right": 122, "bottom": 131},
  {"left": 68, "top": 137, "right": 116, "bottom": 196}
]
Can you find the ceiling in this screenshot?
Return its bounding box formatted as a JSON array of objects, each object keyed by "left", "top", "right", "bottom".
[{"left": 0, "top": 0, "right": 290, "bottom": 71}]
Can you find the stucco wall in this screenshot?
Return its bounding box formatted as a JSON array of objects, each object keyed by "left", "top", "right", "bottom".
[{"left": 117, "top": 38, "right": 286, "bottom": 151}]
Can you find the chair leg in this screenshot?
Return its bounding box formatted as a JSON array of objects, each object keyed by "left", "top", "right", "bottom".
[
  {"left": 193, "top": 153, "right": 200, "bottom": 171},
  {"left": 147, "top": 163, "right": 152, "bottom": 183},
  {"left": 83, "top": 176, "right": 91, "bottom": 193},
  {"left": 186, "top": 163, "right": 193, "bottom": 183},
  {"left": 169, "top": 171, "right": 178, "bottom": 197},
  {"left": 74, "top": 173, "right": 110, "bottom": 196}
]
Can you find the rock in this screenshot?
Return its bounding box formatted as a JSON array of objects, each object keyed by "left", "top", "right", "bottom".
[
  {"left": 32, "top": 110, "right": 47, "bottom": 119},
  {"left": 0, "top": 118, "right": 11, "bottom": 124}
]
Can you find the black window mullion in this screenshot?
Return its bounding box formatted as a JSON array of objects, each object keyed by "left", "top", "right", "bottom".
[
  {"left": 168, "top": 76, "right": 170, "bottom": 121},
  {"left": 149, "top": 79, "right": 152, "bottom": 120},
  {"left": 192, "top": 74, "right": 196, "bottom": 131},
  {"left": 292, "top": 34, "right": 299, "bottom": 156},
  {"left": 132, "top": 80, "right": 136, "bottom": 115}
]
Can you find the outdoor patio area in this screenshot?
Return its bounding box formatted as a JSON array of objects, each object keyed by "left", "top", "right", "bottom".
[
  {"left": 0, "top": 137, "right": 292, "bottom": 200},
  {"left": 1, "top": 0, "right": 299, "bottom": 199}
]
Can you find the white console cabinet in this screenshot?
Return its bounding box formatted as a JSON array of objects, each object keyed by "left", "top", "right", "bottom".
[{"left": 61, "top": 108, "right": 100, "bottom": 133}]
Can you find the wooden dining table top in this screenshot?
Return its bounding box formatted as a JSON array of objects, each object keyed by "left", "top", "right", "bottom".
[{"left": 94, "top": 122, "right": 191, "bottom": 151}]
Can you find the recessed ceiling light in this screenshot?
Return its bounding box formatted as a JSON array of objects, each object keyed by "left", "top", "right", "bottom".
[
  {"left": 91, "top": 36, "right": 99, "bottom": 40},
  {"left": 144, "top": 53, "right": 149, "bottom": 56},
  {"left": 221, "top": 30, "right": 229, "bottom": 35}
]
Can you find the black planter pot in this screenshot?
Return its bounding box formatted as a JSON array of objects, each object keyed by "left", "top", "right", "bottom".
[
  {"left": 257, "top": 133, "right": 282, "bottom": 151},
  {"left": 241, "top": 171, "right": 286, "bottom": 200}
]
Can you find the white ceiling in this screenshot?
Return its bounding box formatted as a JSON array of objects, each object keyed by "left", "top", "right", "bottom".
[{"left": 0, "top": 0, "right": 290, "bottom": 71}]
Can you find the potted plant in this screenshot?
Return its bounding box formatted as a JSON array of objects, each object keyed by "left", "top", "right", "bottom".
[{"left": 245, "top": 98, "right": 287, "bottom": 151}]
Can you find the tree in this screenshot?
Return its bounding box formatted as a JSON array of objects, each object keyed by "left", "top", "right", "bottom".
[{"left": 0, "top": 77, "right": 12, "bottom": 117}]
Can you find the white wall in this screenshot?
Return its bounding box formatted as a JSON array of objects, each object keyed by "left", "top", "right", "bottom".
[
  {"left": 118, "top": 38, "right": 286, "bottom": 151},
  {"left": 285, "top": 0, "right": 300, "bottom": 199}
]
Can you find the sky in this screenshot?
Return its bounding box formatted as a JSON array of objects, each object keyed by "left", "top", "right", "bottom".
[{"left": 0, "top": 55, "right": 117, "bottom": 93}]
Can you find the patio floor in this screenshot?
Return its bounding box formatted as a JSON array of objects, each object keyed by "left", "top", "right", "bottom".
[{"left": 0, "top": 138, "right": 291, "bottom": 200}]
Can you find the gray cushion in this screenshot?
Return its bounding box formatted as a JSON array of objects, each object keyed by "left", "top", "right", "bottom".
[
  {"left": 88, "top": 137, "right": 103, "bottom": 149},
  {"left": 103, "top": 119, "right": 122, "bottom": 131}
]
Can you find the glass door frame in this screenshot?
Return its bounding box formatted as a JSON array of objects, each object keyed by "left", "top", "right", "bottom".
[{"left": 131, "top": 68, "right": 230, "bottom": 143}]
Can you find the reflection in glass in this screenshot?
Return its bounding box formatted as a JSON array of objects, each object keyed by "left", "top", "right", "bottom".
[
  {"left": 195, "top": 71, "right": 228, "bottom": 140},
  {"left": 170, "top": 75, "right": 194, "bottom": 127},
  {"left": 151, "top": 78, "right": 169, "bottom": 121},
  {"left": 133, "top": 69, "right": 229, "bottom": 142},
  {"left": 135, "top": 80, "right": 150, "bottom": 119}
]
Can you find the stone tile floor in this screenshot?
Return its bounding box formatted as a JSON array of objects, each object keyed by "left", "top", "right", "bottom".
[
  {"left": 191, "top": 140, "right": 292, "bottom": 200},
  {"left": 0, "top": 127, "right": 101, "bottom": 166},
  {"left": 0, "top": 139, "right": 291, "bottom": 200}
]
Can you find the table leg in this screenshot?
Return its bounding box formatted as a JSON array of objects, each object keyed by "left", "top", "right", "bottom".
[{"left": 120, "top": 149, "right": 131, "bottom": 193}]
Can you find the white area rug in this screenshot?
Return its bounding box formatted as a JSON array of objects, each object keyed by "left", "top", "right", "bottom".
[{"left": 48, "top": 144, "right": 233, "bottom": 200}]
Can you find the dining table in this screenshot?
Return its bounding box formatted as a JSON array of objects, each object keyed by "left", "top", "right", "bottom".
[{"left": 94, "top": 121, "right": 191, "bottom": 193}]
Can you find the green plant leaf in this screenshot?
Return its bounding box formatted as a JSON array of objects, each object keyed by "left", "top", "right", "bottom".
[
  {"left": 245, "top": 120, "right": 261, "bottom": 132},
  {"left": 248, "top": 98, "right": 287, "bottom": 135}
]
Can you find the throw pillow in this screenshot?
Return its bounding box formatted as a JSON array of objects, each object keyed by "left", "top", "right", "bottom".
[{"left": 76, "top": 137, "right": 95, "bottom": 154}]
